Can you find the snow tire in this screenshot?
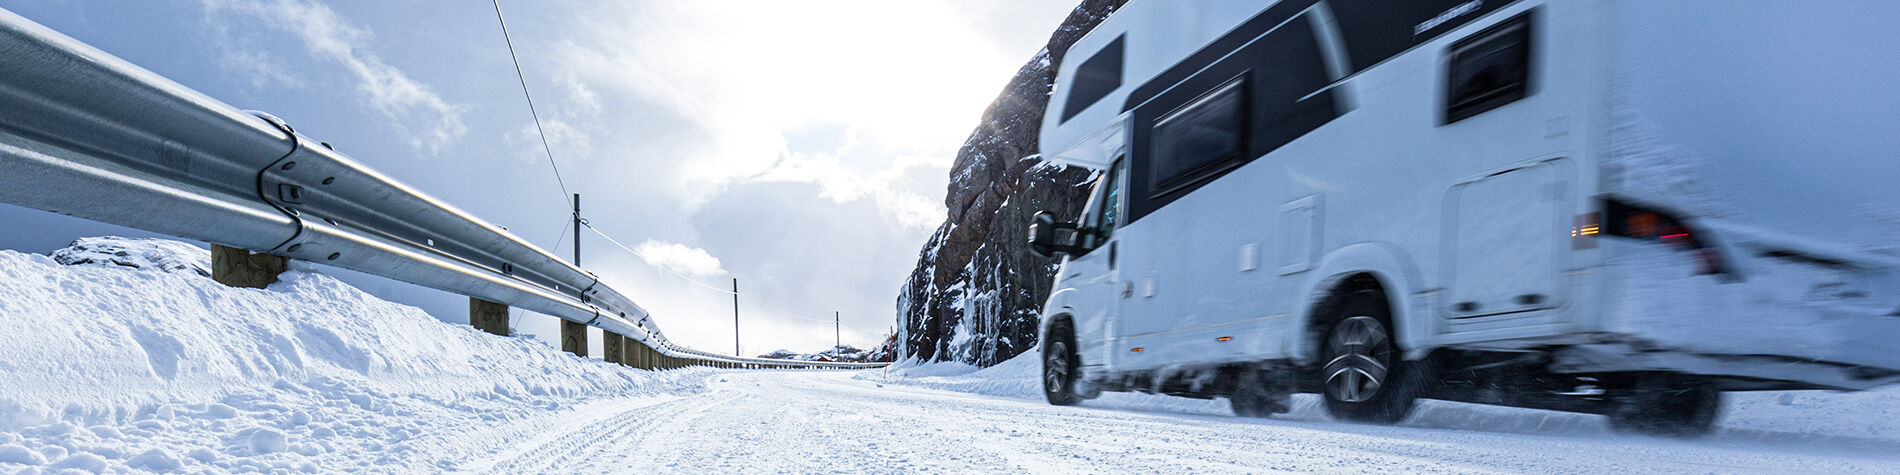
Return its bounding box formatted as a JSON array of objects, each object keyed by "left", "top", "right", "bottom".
[
  {"left": 1043, "top": 319, "right": 1082, "bottom": 406},
  {"left": 1607, "top": 374, "right": 1722, "bottom": 438},
  {"left": 1229, "top": 366, "right": 1292, "bottom": 418},
  {"left": 1320, "top": 290, "right": 1424, "bottom": 424}
]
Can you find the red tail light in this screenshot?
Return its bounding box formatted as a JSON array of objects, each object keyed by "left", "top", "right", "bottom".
[{"left": 1599, "top": 198, "right": 1728, "bottom": 277}]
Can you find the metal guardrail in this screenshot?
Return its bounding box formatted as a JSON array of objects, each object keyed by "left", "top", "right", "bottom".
[{"left": 0, "top": 8, "right": 883, "bottom": 370}]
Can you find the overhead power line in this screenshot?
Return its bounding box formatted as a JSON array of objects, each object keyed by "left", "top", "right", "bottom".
[
  {"left": 583, "top": 223, "right": 738, "bottom": 295},
  {"left": 490, "top": 0, "right": 574, "bottom": 214}
]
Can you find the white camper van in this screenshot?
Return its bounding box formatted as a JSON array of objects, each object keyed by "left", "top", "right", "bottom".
[{"left": 1029, "top": 0, "right": 1900, "bottom": 435}]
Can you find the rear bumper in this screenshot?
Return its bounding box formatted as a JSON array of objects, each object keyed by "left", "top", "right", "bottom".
[{"left": 1579, "top": 235, "right": 1900, "bottom": 390}]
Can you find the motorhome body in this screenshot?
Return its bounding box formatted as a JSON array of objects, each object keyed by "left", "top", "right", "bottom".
[{"left": 1032, "top": 0, "right": 1900, "bottom": 435}]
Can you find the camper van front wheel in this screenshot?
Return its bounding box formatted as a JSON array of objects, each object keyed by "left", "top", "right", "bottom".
[
  {"left": 1320, "top": 291, "right": 1423, "bottom": 424},
  {"left": 1043, "top": 320, "right": 1081, "bottom": 406}
]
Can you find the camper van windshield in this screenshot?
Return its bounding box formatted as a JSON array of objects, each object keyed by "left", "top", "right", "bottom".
[{"left": 1094, "top": 158, "right": 1123, "bottom": 234}]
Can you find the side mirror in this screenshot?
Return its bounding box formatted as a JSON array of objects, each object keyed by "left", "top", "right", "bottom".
[{"left": 1028, "top": 211, "right": 1080, "bottom": 258}]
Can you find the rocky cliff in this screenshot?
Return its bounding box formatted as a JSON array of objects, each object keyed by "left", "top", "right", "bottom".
[{"left": 896, "top": 0, "right": 1124, "bottom": 366}]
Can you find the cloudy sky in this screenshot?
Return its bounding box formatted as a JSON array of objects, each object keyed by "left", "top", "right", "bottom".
[{"left": 0, "top": 0, "right": 1080, "bottom": 356}]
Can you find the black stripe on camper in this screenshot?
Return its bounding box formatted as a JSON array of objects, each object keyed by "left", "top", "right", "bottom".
[{"left": 1126, "top": 15, "right": 1338, "bottom": 223}]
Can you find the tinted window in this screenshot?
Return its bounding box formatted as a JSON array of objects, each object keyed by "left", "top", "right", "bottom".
[
  {"left": 1125, "top": 16, "right": 1339, "bottom": 220},
  {"left": 1062, "top": 36, "right": 1124, "bottom": 123},
  {"left": 1094, "top": 158, "right": 1124, "bottom": 234},
  {"left": 1149, "top": 80, "right": 1246, "bottom": 193},
  {"left": 1445, "top": 13, "right": 1532, "bottom": 124},
  {"left": 1077, "top": 158, "right": 1125, "bottom": 254}
]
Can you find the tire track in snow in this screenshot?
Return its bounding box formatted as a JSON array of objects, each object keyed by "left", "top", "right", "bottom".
[{"left": 464, "top": 370, "right": 1900, "bottom": 473}]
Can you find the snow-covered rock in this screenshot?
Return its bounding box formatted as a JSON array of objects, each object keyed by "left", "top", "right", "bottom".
[
  {"left": 49, "top": 236, "right": 211, "bottom": 276},
  {"left": 897, "top": 0, "right": 1124, "bottom": 367},
  {"left": 0, "top": 237, "right": 713, "bottom": 472},
  {"left": 757, "top": 344, "right": 882, "bottom": 363}
]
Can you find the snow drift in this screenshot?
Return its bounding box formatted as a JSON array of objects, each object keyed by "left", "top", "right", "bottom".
[{"left": 0, "top": 237, "right": 709, "bottom": 473}]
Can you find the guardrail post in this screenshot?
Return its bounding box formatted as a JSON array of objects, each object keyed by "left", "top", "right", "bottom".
[
  {"left": 603, "top": 332, "right": 624, "bottom": 365},
  {"left": 210, "top": 244, "right": 286, "bottom": 289},
  {"left": 561, "top": 320, "right": 587, "bottom": 358},
  {"left": 468, "top": 298, "right": 510, "bottom": 336},
  {"left": 617, "top": 336, "right": 633, "bottom": 368}
]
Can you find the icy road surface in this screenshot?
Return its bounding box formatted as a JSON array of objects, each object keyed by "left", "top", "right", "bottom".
[
  {"left": 468, "top": 369, "right": 1899, "bottom": 473},
  {"left": 4, "top": 238, "right": 1895, "bottom": 473}
]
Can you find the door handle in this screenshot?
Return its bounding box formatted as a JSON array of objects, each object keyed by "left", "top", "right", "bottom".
[{"left": 1109, "top": 241, "right": 1117, "bottom": 270}]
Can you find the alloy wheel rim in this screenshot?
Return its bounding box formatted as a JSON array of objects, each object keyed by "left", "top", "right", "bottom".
[
  {"left": 1323, "top": 316, "right": 1390, "bottom": 403},
  {"left": 1046, "top": 341, "right": 1070, "bottom": 393}
]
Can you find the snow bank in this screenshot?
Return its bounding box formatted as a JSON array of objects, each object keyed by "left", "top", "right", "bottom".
[
  {"left": 876, "top": 348, "right": 1900, "bottom": 443},
  {"left": 0, "top": 237, "right": 711, "bottom": 473}
]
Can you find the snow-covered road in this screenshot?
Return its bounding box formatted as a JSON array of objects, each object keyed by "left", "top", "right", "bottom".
[
  {"left": 5, "top": 239, "right": 1895, "bottom": 473},
  {"left": 468, "top": 369, "right": 1900, "bottom": 473}
]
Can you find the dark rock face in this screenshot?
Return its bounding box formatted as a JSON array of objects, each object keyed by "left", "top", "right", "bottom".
[{"left": 896, "top": 0, "right": 1125, "bottom": 366}]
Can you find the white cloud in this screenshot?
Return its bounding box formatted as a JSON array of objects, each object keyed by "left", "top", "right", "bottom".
[
  {"left": 203, "top": 0, "right": 466, "bottom": 155},
  {"left": 540, "top": 1, "right": 1038, "bottom": 225},
  {"left": 503, "top": 73, "right": 602, "bottom": 167},
  {"left": 754, "top": 147, "right": 948, "bottom": 230},
  {"left": 216, "top": 46, "right": 304, "bottom": 90},
  {"left": 632, "top": 240, "right": 727, "bottom": 278}
]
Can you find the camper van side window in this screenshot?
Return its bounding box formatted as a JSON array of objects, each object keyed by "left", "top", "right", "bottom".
[
  {"left": 1444, "top": 13, "right": 1532, "bottom": 124},
  {"left": 1061, "top": 36, "right": 1124, "bottom": 123},
  {"left": 1149, "top": 79, "right": 1247, "bottom": 194}
]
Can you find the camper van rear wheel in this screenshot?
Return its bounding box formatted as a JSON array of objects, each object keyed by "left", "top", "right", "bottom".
[
  {"left": 1320, "top": 291, "right": 1422, "bottom": 424},
  {"left": 1607, "top": 374, "right": 1722, "bottom": 437},
  {"left": 1043, "top": 320, "right": 1081, "bottom": 406},
  {"left": 1229, "top": 366, "right": 1292, "bottom": 418}
]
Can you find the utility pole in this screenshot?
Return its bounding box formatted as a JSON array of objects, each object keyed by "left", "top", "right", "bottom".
[
  {"left": 572, "top": 193, "right": 581, "bottom": 266},
  {"left": 559, "top": 193, "right": 587, "bottom": 358},
  {"left": 732, "top": 277, "right": 741, "bottom": 357},
  {"left": 835, "top": 311, "right": 840, "bottom": 350}
]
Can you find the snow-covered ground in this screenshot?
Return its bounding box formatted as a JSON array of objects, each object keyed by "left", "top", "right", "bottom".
[
  {"left": 0, "top": 237, "right": 713, "bottom": 473},
  {"left": 461, "top": 360, "right": 1900, "bottom": 473},
  {"left": 3, "top": 237, "right": 1898, "bottom": 473},
  {"left": 876, "top": 350, "right": 1900, "bottom": 442},
  {"left": 864, "top": 354, "right": 1900, "bottom": 472}
]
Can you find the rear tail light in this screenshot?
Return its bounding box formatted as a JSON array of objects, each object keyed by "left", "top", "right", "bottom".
[{"left": 1596, "top": 198, "right": 1729, "bottom": 277}]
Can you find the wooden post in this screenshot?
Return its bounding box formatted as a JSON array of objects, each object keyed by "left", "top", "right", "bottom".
[
  {"left": 626, "top": 341, "right": 641, "bottom": 369},
  {"left": 603, "top": 332, "right": 624, "bottom": 365},
  {"left": 561, "top": 320, "right": 587, "bottom": 358},
  {"left": 210, "top": 244, "right": 286, "bottom": 289},
  {"left": 469, "top": 298, "right": 510, "bottom": 336}
]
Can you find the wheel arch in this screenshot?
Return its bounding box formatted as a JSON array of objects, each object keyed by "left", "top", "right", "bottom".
[
  {"left": 1290, "top": 242, "right": 1429, "bottom": 363},
  {"left": 1039, "top": 306, "right": 1076, "bottom": 350}
]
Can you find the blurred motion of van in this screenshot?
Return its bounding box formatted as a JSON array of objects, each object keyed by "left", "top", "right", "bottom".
[{"left": 1029, "top": 0, "right": 1900, "bottom": 436}]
